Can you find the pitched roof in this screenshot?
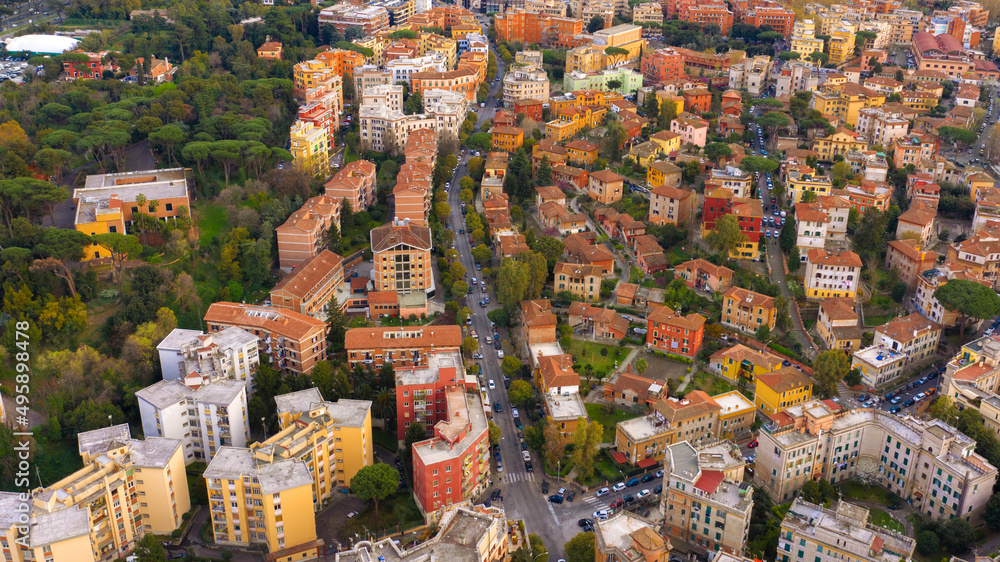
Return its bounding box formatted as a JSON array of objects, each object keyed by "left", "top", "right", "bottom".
[
  {"left": 554, "top": 262, "right": 604, "bottom": 277},
  {"left": 205, "top": 302, "right": 327, "bottom": 340},
  {"left": 647, "top": 305, "right": 706, "bottom": 331},
  {"left": 271, "top": 250, "right": 344, "bottom": 299},
  {"left": 370, "top": 222, "right": 433, "bottom": 252},
  {"left": 650, "top": 183, "right": 691, "bottom": 200},
  {"left": 709, "top": 343, "right": 782, "bottom": 370},
  {"left": 887, "top": 238, "right": 937, "bottom": 263},
  {"left": 538, "top": 354, "right": 578, "bottom": 389},
  {"left": 820, "top": 297, "right": 858, "bottom": 322},
  {"left": 521, "top": 299, "right": 557, "bottom": 327},
  {"left": 676, "top": 258, "right": 733, "bottom": 279},
  {"left": 590, "top": 169, "right": 625, "bottom": 183},
  {"left": 723, "top": 286, "right": 774, "bottom": 309},
  {"left": 875, "top": 313, "right": 940, "bottom": 344},
  {"left": 616, "top": 282, "right": 639, "bottom": 300},
  {"left": 806, "top": 248, "right": 863, "bottom": 268},
  {"left": 343, "top": 325, "right": 463, "bottom": 350},
  {"left": 536, "top": 184, "right": 565, "bottom": 200},
  {"left": 898, "top": 203, "right": 936, "bottom": 227},
  {"left": 756, "top": 367, "right": 812, "bottom": 394},
  {"left": 651, "top": 390, "right": 720, "bottom": 423}
]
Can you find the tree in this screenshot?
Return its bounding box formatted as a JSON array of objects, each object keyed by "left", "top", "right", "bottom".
[
  {"left": 587, "top": 15, "right": 605, "bottom": 32},
  {"left": 942, "top": 518, "right": 975, "bottom": 553},
  {"left": 757, "top": 112, "right": 790, "bottom": 148},
  {"left": 813, "top": 350, "right": 850, "bottom": 398},
  {"left": 462, "top": 336, "right": 479, "bottom": 355},
  {"left": 779, "top": 215, "right": 796, "bottom": 253},
  {"left": 642, "top": 93, "right": 659, "bottom": 120},
  {"left": 565, "top": 532, "right": 595, "bottom": 562},
  {"left": 739, "top": 155, "right": 779, "bottom": 174},
  {"left": 756, "top": 324, "right": 771, "bottom": 342},
  {"left": 34, "top": 228, "right": 92, "bottom": 297},
  {"left": 508, "top": 380, "right": 533, "bottom": 405},
  {"left": 707, "top": 214, "right": 747, "bottom": 259},
  {"left": 682, "top": 160, "right": 701, "bottom": 184},
  {"left": 916, "top": 531, "right": 939, "bottom": 556},
  {"left": 934, "top": 279, "right": 1000, "bottom": 337},
  {"left": 704, "top": 142, "right": 733, "bottom": 162},
  {"left": 513, "top": 534, "right": 549, "bottom": 562},
  {"left": 634, "top": 358, "right": 648, "bottom": 374},
  {"left": 853, "top": 209, "right": 891, "bottom": 270},
  {"left": 606, "top": 79, "right": 623, "bottom": 92},
  {"left": 132, "top": 534, "right": 167, "bottom": 562},
  {"left": 350, "top": 463, "right": 400, "bottom": 531},
  {"left": 543, "top": 422, "right": 566, "bottom": 469},
  {"left": 778, "top": 51, "right": 801, "bottom": 60},
  {"left": 984, "top": 493, "right": 1000, "bottom": 531},
  {"left": 536, "top": 156, "right": 553, "bottom": 186},
  {"left": 496, "top": 257, "right": 530, "bottom": 314},
  {"left": 844, "top": 368, "right": 862, "bottom": 387},
  {"left": 91, "top": 233, "right": 141, "bottom": 299},
  {"left": 502, "top": 355, "right": 524, "bottom": 379},
  {"left": 327, "top": 298, "right": 349, "bottom": 350},
  {"left": 604, "top": 46, "right": 629, "bottom": 67},
  {"left": 570, "top": 419, "right": 603, "bottom": 481},
  {"left": 488, "top": 420, "right": 501, "bottom": 445},
  {"left": 405, "top": 90, "right": 424, "bottom": 115}
]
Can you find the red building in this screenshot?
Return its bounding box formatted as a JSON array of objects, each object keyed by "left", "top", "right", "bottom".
[
  {"left": 411, "top": 382, "right": 490, "bottom": 515},
  {"left": 298, "top": 103, "right": 337, "bottom": 143},
  {"left": 682, "top": 88, "right": 712, "bottom": 114},
  {"left": 514, "top": 98, "right": 544, "bottom": 122},
  {"left": 63, "top": 50, "right": 118, "bottom": 80},
  {"left": 395, "top": 351, "right": 466, "bottom": 437},
  {"left": 701, "top": 186, "right": 736, "bottom": 232},
  {"left": 641, "top": 48, "right": 685, "bottom": 85},
  {"left": 742, "top": 5, "right": 795, "bottom": 36},
  {"left": 645, "top": 304, "right": 706, "bottom": 358}
]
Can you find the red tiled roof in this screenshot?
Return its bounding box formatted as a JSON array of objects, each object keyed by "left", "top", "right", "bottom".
[{"left": 694, "top": 470, "right": 725, "bottom": 494}]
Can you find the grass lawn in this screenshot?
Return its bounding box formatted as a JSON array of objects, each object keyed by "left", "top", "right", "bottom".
[
  {"left": 585, "top": 403, "right": 639, "bottom": 442},
  {"left": 864, "top": 314, "right": 896, "bottom": 327},
  {"left": 837, "top": 481, "right": 897, "bottom": 504},
  {"left": 373, "top": 428, "right": 398, "bottom": 454},
  {"left": 564, "top": 338, "right": 628, "bottom": 377},
  {"left": 194, "top": 201, "right": 228, "bottom": 248},
  {"left": 339, "top": 491, "right": 424, "bottom": 540},
  {"left": 868, "top": 508, "right": 904, "bottom": 533},
  {"left": 689, "top": 371, "right": 738, "bottom": 396},
  {"left": 663, "top": 246, "right": 690, "bottom": 266}
]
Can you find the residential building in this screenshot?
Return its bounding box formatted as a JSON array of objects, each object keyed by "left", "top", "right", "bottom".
[
  {"left": 594, "top": 512, "right": 671, "bottom": 562},
  {"left": 276, "top": 195, "right": 342, "bottom": 271},
  {"left": 873, "top": 313, "right": 942, "bottom": 368},
  {"left": 204, "top": 303, "right": 329, "bottom": 375},
  {"left": 503, "top": 64, "right": 550, "bottom": 104},
  {"left": 754, "top": 400, "right": 997, "bottom": 519},
  {"left": 521, "top": 299, "right": 558, "bottom": 344},
  {"left": 73, "top": 168, "right": 193, "bottom": 260},
  {"left": 710, "top": 344, "right": 783, "bottom": 383},
  {"left": 775, "top": 62, "right": 819, "bottom": 98},
  {"left": 491, "top": 125, "right": 524, "bottom": 152},
  {"left": 553, "top": 262, "right": 603, "bottom": 301},
  {"left": 606, "top": 368, "right": 667, "bottom": 408},
  {"left": 670, "top": 114, "right": 709, "bottom": 147},
  {"left": 816, "top": 298, "right": 862, "bottom": 353},
  {"left": 290, "top": 120, "right": 330, "bottom": 176},
  {"left": 257, "top": 41, "right": 283, "bottom": 60},
  {"left": 156, "top": 327, "right": 259, "bottom": 389},
  {"left": 778, "top": 499, "right": 915, "bottom": 562},
  {"left": 394, "top": 351, "right": 466, "bottom": 436},
  {"left": 856, "top": 107, "right": 910, "bottom": 146},
  {"left": 642, "top": 48, "right": 685, "bottom": 85},
  {"left": 647, "top": 161, "right": 683, "bottom": 190},
  {"left": 715, "top": 390, "right": 756, "bottom": 440},
  {"left": 803, "top": 249, "right": 863, "bottom": 299},
  {"left": 62, "top": 50, "right": 118, "bottom": 79},
  {"left": 754, "top": 367, "right": 813, "bottom": 416},
  {"left": 589, "top": 169, "right": 626, "bottom": 204},
  {"left": 535, "top": 353, "right": 589, "bottom": 442},
  {"left": 885, "top": 239, "right": 938, "bottom": 289},
  {"left": 721, "top": 286, "right": 776, "bottom": 334},
  {"left": 345, "top": 325, "right": 462, "bottom": 369},
  {"left": 646, "top": 305, "right": 706, "bottom": 358},
  {"left": 0, "top": 425, "right": 190, "bottom": 562},
  {"left": 896, "top": 202, "right": 937, "bottom": 246},
  {"left": 270, "top": 250, "right": 345, "bottom": 319},
  {"left": 812, "top": 128, "right": 869, "bottom": 162},
  {"left": 786, "top": 169, "right": 833, "bottom": 204},
  {"left": 705, "top": 166, "right": 753, "bottom": 198},
  {"left": 138, "top": 375, "right": 249, "bottom": 464},
  {"left": 632, "top": 2, "right": 664, "bottom": 23},
  {"left": 838, "top": 180, "right": 894, "bottom": 213},
  {"left": 566, "top": 139, "right": 600, "bottom": 166},
  {"left": 567, "top": 302, "right": 630, "bottom": 339},
  {"left": 318, "top": 4, "right": 390, "bottom": 36},
  {"left": 648, "top": 184, "right": 696, "bottom": 226},
  {"left": 728, "top": 55, "right": 772, "bottom": 96},
  {"left": 852, "top": 344, "right": 909, "bottom": 387},
  {"left": 371, "top": 219, "right": 434, "bottom": 296},
  {"left": 663, "top": 440, "right": 753, "bottom": 556},
  {"left": 675, "top": 259, "right": 733, "bottom": 293},
  {"left": 325, "top": 160, "right": 378, "bottom": 213},
  {"left": 794, "top": 202, "right": 831, "bottom": 253},
  {"left": 294, "top": 50, "right": 363, "bottom": 96}
]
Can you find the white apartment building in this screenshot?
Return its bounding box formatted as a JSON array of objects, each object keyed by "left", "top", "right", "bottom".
[
  {"left": 156, "top": 327, "right": 260, "bottom": 390},
  {"left": 386, "top": 54, "right": 447, "bottom": 87},
  {"left": 794, "top": 202, "right": 830, "bottom": 253},
  {"left": 503, "top": 65, "right": 550, "bottom": 104},
  {"left": 851, "top": 344, "right": 908, "bottom": 387},
  {"left": 856, "top": 107, "right": 910, "bottom": 147},
  {"left": 873, "top": 312, "right": 942, "bottom": 367},
  {"left": 754, "top": 400, "right": 997, "bottom": 521},
  {"left": 362, "top": 83, "right": 405, "bottom": 113},
  {"left": 354, "top": 65, "right": 394, "bottom": 96},
  {"left": 727, "top": 55, "right": 771, "bottom": 96},
  {"left": 137, "top": 375, "right": 250, "bottom": 464},
  {"left": 662, "top": 440, "right": 753, "bottom": 557},
  {"left": 775, "top": 62, "right": 819, "bottom": 98},
  {"left": 779, "top": 499, "right": 915, "bottom": 562},
  {"left": 803, "top": 248, "right": 862, "bottom": 299},
  {"left": 424, "top": 88, "right": 470, "bottom": 143},
  {"left": 845, "top": 150, "right": 890, "bottom": 182},
  {"left": 707, "top": 165, "right": 753, "bottom": 198},
  {"left": 360, "top": 85, "right": 466, "bottom": 153}
]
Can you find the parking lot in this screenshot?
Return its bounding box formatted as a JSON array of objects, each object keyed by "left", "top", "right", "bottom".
[
  {"left": 0, "top": 57, "right": 32, "bottom": 83},
  {"left": 845, "top": 365, "right": 944, "bottom": 415}
]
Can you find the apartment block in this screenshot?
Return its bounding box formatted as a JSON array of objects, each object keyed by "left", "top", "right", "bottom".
[
  {"left": 754, "top": 367, "right": 813, "bottom": 416},
  {"left": 705, "top": 165, "right": 752, "bottom": 198},
  {"left": 663, "top": 440, "right": 752, "bottom": 557},
  {"left": 670, "top": 115, "right": 709, "bottom": 147},
  {"left": 371, "top": 219, "right": 434, "bottom": 296},
  {"left": 709, "top": 344, "right": 783, "bottom": 384},
  {"left": 204, "top": 303, "right": 328, "bottom": 375},
  {"left": 816, "top": 298, "right": 862, "bottom": 353},
  {"left": 721, "top": 286, "right": 776, "bottom": 334},
  {"left": 775, "top": 62, "right": 819, "bottom": 98},
  {"left": 675, "top": 258, "right": 733, "bottom": 293},
  {"left": 594, "top": 513, "right": 670, "bottom": 562},
  {"left": 270, "top": 250, "right": 345, "bottom": 319},
  {"left": 588, "top": 169, "right": 626, "bottom": 205},
  {"left": 812, "top": 128, "right": 869, "bottom": 162},
  {"left": 741, "top": 4, "right": 794, "bottom": 35},
  {"left": 728, "top": 55, "right": 772, "bottom": 96},
  {"left": 503, "top": 64, "right": 550, "bottom": 104},
  {"left": 646, "top": 305, "right": 706, "bottom": 358},
  {"left": 778, "top": 499, "right": 915, "bottom": 562},
  {"left": 851, "top": 344, "right": 908, "bottom": 388},
  {"left": 276, "top": 195, "right": 342, "bottom": 271},
  {"left": 755, "top": 400, "right": 997, "bottom": 521},
  {"left": 156, "top": 327, "right": 259, "bottom": 388},
  {"left": 535, "top": 353, "right": 588, "bottom": 442},
  {"left": 394, "top": 350, "right": 466, "bottom": 437},
  {"left": 137, "top": 375, "right": 249, "bottom": 464},
  {"left": 324, "top": 160, "right": 378, "bottom": 213},
  {"left": 290, "top": 120, "right": 330, "bottom": 176},
  {"left": 804, "top": 249, "right": 863, "bottom": 299},
  {"left": 642, "top": 47, "right": 685, "bottom": 85},
  {"left": 0, "top": 425, "right": 190, "bottom": 562},
  {"left": 873, "top": 312, "right": 942, "bottom": 366},
  {"left": 74, "top": 168, "right": 193, "bottom": 259},
  {"left": 521, "top": 299, "right": 558, "bottom": 345},
  {"left": 345, "top": 325, "right": 463, "bottom": 368},
  {"left": 553, "top": 262, "right": 603, "bottom": 302},
  {"left": 318, "top": 4, "right": 390, "bottom": 36}
]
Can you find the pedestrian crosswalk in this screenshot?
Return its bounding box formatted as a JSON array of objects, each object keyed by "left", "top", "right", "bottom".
[
  {"left": 504, "top": 471, "right": 535, "bottom": 483},
  {"left": 583, "top": 495, "right": 608, "bottom": 511}
]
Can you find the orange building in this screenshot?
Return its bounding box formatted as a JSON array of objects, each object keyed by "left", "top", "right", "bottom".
[
  {"left": 492, "top": 126, "right": 525, "bottom": 152},
  {"left": 641, "top": 47, "right": 685, "bottom": 85},
  {"left": 293, "top": 48, "right": 364, "bottom": 96},
  {"left": 521, "top": 299, "right": 558, "bottom": 344},
  {"left": 494, "top": 10, "right": 584, "bottom": 48},
  {"left": 204, "top": 303, "right": 328, "bottom": 375},
  {"left": 682, "top": 88, "right": 712, "bottom": 114},
  {"left": 645, "top": 304, "right": 706, "bottom": 358},
  {"left": 345, "top": 325, "right": 463, "bottom": 368},
  {"left": 257, "top": 41, "right": 283, "bottom": 60},
  {"left": 410, "top": 68, "right": 479, "bottom": 101},
  {"left": 270, "top": 250, "right": 345, "bottom": 319},
  {"left": 588, "top": 169, "right": 626, "bottom": 204},
  {"left": 741, "top": 5, "right": 794, "bottom": 36},
  {"left": 276, "top": 195, "right": 343, "bottom": 271},
  {"left": 325, "top": 159, "right": 377, "bottom": 213}
]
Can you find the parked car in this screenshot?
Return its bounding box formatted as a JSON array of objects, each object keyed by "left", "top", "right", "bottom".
[
  {"left": 641, "top": 473, "right": 656, "bottom": 483},
  {"left": 596, "top": 487, "right": 610, "bottom": 497},
  {"left": 627, "top": 478, "right": 640, "bottom": 487},
  {"left": 654, "top": 484, "right": 663, "bottom": 494},
  {"left": 548, "top": 494, "right": 564, "bottom": 504},
  {"left": 612, "top": 482, "right": 626, "bottom": 492},
  {"left": 637, "top": 489, "right": 651, "bottom": 499},
  {"left": 542, "top": 481, "right": 549, "bottom": 494}
]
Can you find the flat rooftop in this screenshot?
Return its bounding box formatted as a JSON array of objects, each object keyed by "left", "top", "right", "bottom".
[
  {"left": 529, "top": 342, "right": 564, "bottom": 367},
  {"left": 29, "top": 505, "right": 91, "bottom": 548},
  {"left": 544, "top": 390, "right": 587, "bottom": 421},
  {"left": 136, "top": 379, "right": 246, "bottom": 409},
  {"left": 714, "top": 391, "right": 754, "bottom": 416},
  {"left": 396, "top": 350, "right": 464, "bottom": 386},
  {"left": 204, "top": 446, "right": 314, "bottom": 495},
  {"left": 618, "top": 414, "right": 670, "bottom": 442},
  {"left": 595, "top": 512, "right": 659, "bottom": 557},
  {"left": 853, "top": 345, "right": 907, "bottom": 368},
  {"left": 75, "top": 168, "right": 190, "bottom": 224},
  {"left": 413, "top": 390, "right": 488, "bottom": 466}
]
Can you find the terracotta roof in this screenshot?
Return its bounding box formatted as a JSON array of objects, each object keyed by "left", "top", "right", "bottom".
[
  {"left": 617, "top": 282, "right": 639, "bottom": 300},
  {"left": 756, "top": 367, "right": 812, "bottom": 394},
  {"left": 694, "top": 470, "right": 725, "bottom": 494},
  {"left": 370, "top": 222, "right": 432, "bottom": 252},
  {"left": 820, "top": 297, "right": 858, "bottom": 322},
  {"left": 633, "top": 234, "right": 663, "bottom": 256},
  {"left": 898, "top": 203, "right": 936, "bottom": 227},
  {"left": 538, "top": 354, "right": 579, "bottom": 390},
  {"left": 205, "top": 302, "right": 327, "bottom": 341},
  {"left": 676, "top": 258, "right": 733, "bottom": 279},
  {"left": 651, "top": 390, "right": 720, "bottom": 423},
  {"left": 367, "top": 291, "right": 398, "bottom": 305},
  {"left": 565, "top": 139, "right": 598, "bottom": 151},
  {"left": 650, "top": 183, "right": 691, "bottom": 200},
  {"left": 731, "top": 198, "right": 763, "bottom": 218},
  {"left": 795, "top": 202, "right": 830, "bottom": 223},
  {"left": 275, "top": 195, "right": 340, "bottom": 234},
  {"left": 723, "top": 286, "right": 774, "bottom": 310},
  {"left": 536, "top": 185, "right": 565, "bottom": 200},
  {"left": 590, "top": 169, "right": 625, "bottom": 183},
  {"left": 954, "top": 361, "right": 995, "bottom": 381},
  {"left": 612, "top": 370, "right": 664, "bottom": 403},
  {"left": 521, "top": 299, "right": 557, "bottom": 327},
  {"left": 344, "top": 325, "right": 463, "bottom": 350},
  {"left": 875, "top": 313, "right": 940, "bottom": 344},
  {"left": 554, "top": 262, "right": 603, "bottom": 277},
  {"left": 492, "top": 125, "right": 524, "bottom": 136},
  {"left": 806, "top": 248, "right": 863, "bottom": 268},
  {"left": 540, "top": 200, "right": 567, "bottom": 219},
  {"left": 710, "top": 343, "right": 782, "bottom": 370},
  {"left": 271, "top": 250, "right": 343, "bottom": 299},
  {"left": 887, "top": 238, "right": 937, "bottom": 263},
  {"left": 559, "top": 212, "right": 588, "bottom": 225},
  {"left": 647, "top": 304, "right": 706, "bottom": 331}
]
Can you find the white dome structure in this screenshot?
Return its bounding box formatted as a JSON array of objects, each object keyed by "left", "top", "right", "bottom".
[{"left": 4, "top": 34, "right": 80, "bottom": 55}]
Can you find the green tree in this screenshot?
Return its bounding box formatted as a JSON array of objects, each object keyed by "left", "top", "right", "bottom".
[
  {"left": 350, "top": 463, "right": 400, "bottom": 531},
  {"left": 565, "top": 532, "right": 595, "bottom": 562},
  {"left": 642, "top": 93, "right": 659, "bottom": 121},
  {"left": 682, "top": 160, "right": 701, "bottom": 184},
  {"left": 508, "top": 380, "right": 533, "bottom": 405},
  {"left": 570, "top": 419, "right": 603, "bottom": 481},
  {"left": 778, "top": 51, "right": 801, "bottom": 60},
  {"left": 916, "top": 531, "right": 939, "bottom": 556},
  {"left": 707, "top": 214, "right": 747, "bottom": 259},
  {"left": 132, "top": 534, "right": 167, "bottom": 562},
  {"left": 462, "top": 336, "right": 479, "bottom": 355},
  {"left": 496, "top": 257, "right": 530, "bottom": 314},
  {"left": 327, "top": 298, "right": 349, "bottom": 350},
  {"left": 853, "top": 208, "right": 891, "bottom": 270},
  {"left": 739, "top": 155, "right": 779, "bottom": 174},
  {"left": 779, "top": 215, "right": 796, "bottom": 253},
  {"left": 934, "top": 279, "right": 1000, "bottom": 337},
  {"left": 34, "top": 228, "right": 91, "bottom": 297},
  {"left": 813, "top": 350, "right": 850, "bottom": 398},
  {"left": 983, "top": 493, "right": 1000, "bottom": 531},
  {"left": 634, "top": 358, "right": 648, "bottom": 374},
  {"left": 942, "top": 518, "right": 974, "bottom": 553},
  {"left": 704, "top": 142, "right": 733, "bottom": 162},
  {"left": 604, "top": 46, "right": 629, "bottom": 67},
  {"left": 587, "top": 15, "right": 605, "bottom": 32},
  {"left": 502, "top": 355, "right": 524, "bottom": 379},
  {"left": 405, "top": 90, "right": 424, "bottom": 115},
  {"left": 489, "top": 420, "right": 501, "bottom": 445},
  {"left": 756, "top": 324, "right": 771, "bottom": 342},
  {"left": 543, "top": 422, "right": 566, "bottom": 469},
  {"left": 91, "top": 233, "right": 141, "bottom": 299},
  {"left": 537, "top": 155, "right": 553, "bottom": 186}
]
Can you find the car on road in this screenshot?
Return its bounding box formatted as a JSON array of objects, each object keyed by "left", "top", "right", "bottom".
[
  {"left": 542, "top": 481, "right": 549, "bottom": 493},
  {"left": 347, "top": 511, "right": 359, "bottom": 519},
  {"left": 522, "top": 450, "right": 530, "bottom": 461},
  {"left": 548, "top": 494, "right": 564, "bottom": 504},
  {"left": 623, "top": 494, "right": 636, "bottom": 505},
  {"left": 525, "top": 461, "right": 533, "bottom": 472},
  {"left": 488, "top": 379, "right": 495, "bottom": 390},
  {"left": 904, "top": 398, "right": 915, "bottom": 407},
  {"left": 512, "top": 408, "right": 519, "bottom": 417},
  {"left": 566, "top": 490, "right": 575, "bottom": 501},
  {"left": 637, "top": 489, "right": 651, "bottom": 499},
  {"left": 497, "top": 349, "right": 504, "bottom": 358},
  {"left": 494, "top": 401, "right": 501, "bottom": 412},
  {"left": 747, "top": 439, "right": 758, "bottom": 448},
  {"left": 891, "top": 396, "right": 902, "bottom": 404},
  {"left": 593, "top": 510, "right": 611, "bottom": 520},
  {"left": 654, "top": 484, "right": 663, "bottom": 494},
  {"left": 578, "top": 518, "right": 594, "bottom": 528},
  {"left": 627, "top": 478, "right": 640, "bottom": 487},
  {"left": 596, "top": 487, "right": 610, "bottom": 497},
  {"left": 889, "top": 406, "right": 901, "bottom": 414},
  {"left": 915, "top": 392, "right": 926, "bottom": 401},
  {"left": 612, "top": 482, "right": 626, "bottom": 492},
  {"left": 655, "top": 469, "right": 664, "bottom": 478},
  {"left": 472, "top": 352, "right": 483, "bottom": 359}
]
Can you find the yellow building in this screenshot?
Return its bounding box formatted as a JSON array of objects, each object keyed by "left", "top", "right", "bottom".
[
  {"left": 647, "top": 160, "right": 682, "bottom": 187},
  {"left": 421, "top": 33, "right": 458, "bottom": 68},
  {"left": 901, "top": 90, "right": 938, "bottom": 111},
  {"left": 354, "top": 35, "right": 388, "bottom": 66},
  {"left": 811, "top": 128, "right": 869, "bottom": 162},
  {"left": 714, "top": 390, "right": 757, "bottom": 441},
  {"left": 786, "top": 169, "right": 833, "bottom": 204},
  {"left": 649, "top": 130, "right": 682, "bottom": 155},
  {"left": 803, "top": 248, "right": 863, "bottom": 299},
  {"left": 709, "top": 343, "right": 783, "bottom": 383},
  {"left": 790, "top": 19, "right": 824, "bottom": 58},
  {"left": 754, "top": 367, "right": 814, "bottom": 416},
  {"left": 0, "top": 424, "right": 191, "bottom": 562},
  {"left": 566, "top": 45, "right": 605, "bottom": 73},
  {"left": 544, "top": 106, "right": 607, "bottom": 141},
  {"left": 721, "top": 286, "right": 778, "bottom": 334},
  {"left": 828, "top": 23, "right": 857, "bottom": 66},
  {"left": 290, "top": 120, "right": 330, "bottom": 177},
  {"left": 491, "top": 126, "right": 525, "bottom": 152},
  {"left": 810, "top": 83, "right": 884, "bottom": 127}
]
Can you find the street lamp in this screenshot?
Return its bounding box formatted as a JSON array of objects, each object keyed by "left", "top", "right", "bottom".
[{"left": 557, "top": 460, "right": 560, "bottom": 483}]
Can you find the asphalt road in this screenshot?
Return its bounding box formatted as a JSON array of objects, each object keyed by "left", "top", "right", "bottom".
[{"left": 841, "top": 364, "right": 943, "bottom": 413}]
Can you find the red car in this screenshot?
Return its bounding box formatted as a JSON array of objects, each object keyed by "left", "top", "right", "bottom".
[{"left": 747, "top": 440, "right": 758, "bottom": 448}]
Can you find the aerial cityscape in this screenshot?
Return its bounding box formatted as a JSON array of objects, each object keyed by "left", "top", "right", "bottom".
[{"left": 3, "top": 0, "right": 1000, "bottom": 560}]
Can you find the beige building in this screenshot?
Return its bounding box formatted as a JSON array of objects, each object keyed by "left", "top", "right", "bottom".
[
  {"left": 816, "top": 298, "right": 862, "bottom": 353},
  {"left": 553, "top": 262, "right": 603, "bottom": 301},
  {"left": 204, "top": 302, "right": 329, "bottom": 375},
  {"left": 754, "top": 399, "right": 997, "bottom": 519},
  {"left": 276, "top": 195, "right": 342, "bottom": 271},
  {"left": 325, "top": 160, "right": 378, "bottom": 213},
  {"left": 720, "top": 286, "right": 777, "bottom": 334},
  {"left": 503, "top": 64, "right": 550, "bottom": 104},
  {"left": 663, "top": 440, "right": 752, "bottom": 557},
  {"left": 873, "top": 313, "right": 942, "bottom": 370},
  {"left": 0, "top": 425, "right": 190, "bottom": 562},
  {"left": 371, "top": 219, "right": 434, "bottom": 296},
  {"left": 594, "top": 512, "right": 670, "bottom": 562},
  {"left": 779, "top": 499, "right": 915, "bottom": 562},
  {"left": 632, "top": 2, "right": 663, "bottom": 23}
]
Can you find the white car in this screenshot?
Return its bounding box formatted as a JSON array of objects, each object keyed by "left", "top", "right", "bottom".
[
  {"left": 612, "top": 482, "right": 626, "bottom": 492},
  {"left": 511, "top": 408, "right": 519, "bottom": 417},
  {"left": 488, "top": 380, "right": 496, "bottom": 390},
  {"left": 347, "top": 511, "right": 359, "bottom": 519},
  {"left": 596, "top": 487, "right": 610, "bottom": 497},
  {"left": 637, "top": 489, "right": 650, "bottom": 499},
  {"left": 593, "top": 510, "right": 611, "bottom": 520},
  {"left": 522, "top": 450, "right": 530, "bottom": 461}
]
